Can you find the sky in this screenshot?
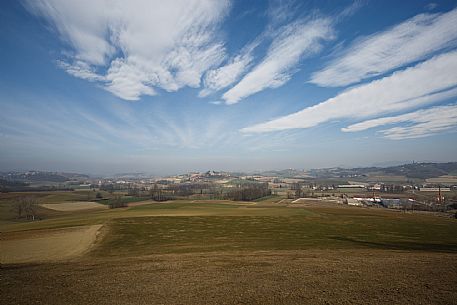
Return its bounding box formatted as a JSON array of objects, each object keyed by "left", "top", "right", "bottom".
[{"left": 1, "top": 0, "right": 457, "bottom": 176}]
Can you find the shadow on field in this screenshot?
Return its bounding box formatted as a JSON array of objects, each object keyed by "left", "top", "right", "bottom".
[{"left": 331, "top": 236, "right": 457, "bottom": 253}]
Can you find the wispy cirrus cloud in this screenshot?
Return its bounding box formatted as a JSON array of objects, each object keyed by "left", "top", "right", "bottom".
[
  {"left": 425, "top": 3, "right": 438, "bottom": 11},
  {"left": 310, "top": 7, "right": 457, "bottom": 87},
  {"left": 241, "top": 50, "right": 457, "bottom": 133},
  {"left": 342, "top": 102, "right": 457, "bottom": 133},
  {"left": 25, "top": 0, "right": 229, "bottom": 101},
  {"left": 199, "top": 40, "right": 259, "bottom": 97},
  {"left": 222, "top": 17, "right": 334, "bottom": 104},
  {"left": 57, "top": 60, "right": 105, "bottom": 82},
  {"left": 342, "top": 103, "right": 457, "bottom": 139}
]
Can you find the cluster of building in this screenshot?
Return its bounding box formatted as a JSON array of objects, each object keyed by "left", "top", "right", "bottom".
[{"left": 64, "top": 169, "right": 457, "bottom": 211}]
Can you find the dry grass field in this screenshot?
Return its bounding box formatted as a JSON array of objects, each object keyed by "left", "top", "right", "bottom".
[
  {"left": 1, "top": 225, "right": 102, "bottom": 264},
  {"left": 426, "top": 175, "right": 457, "bottom": 184},
  {"left": 1, "top": 195, "right": 457, "bottom": 304},
  {"left": 3, "top": 250, "right": 457, "bottom": 305}
]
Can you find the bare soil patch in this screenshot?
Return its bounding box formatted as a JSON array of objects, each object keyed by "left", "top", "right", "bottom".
[
  {"left": 0, "top": 225, "right": 102, "bottom": 263},
  {"left": 40, "top": 201, "right": 107, "bottom": 211}
]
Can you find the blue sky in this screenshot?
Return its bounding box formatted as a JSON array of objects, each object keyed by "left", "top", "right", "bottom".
[{"left": 1, "top": 0, "right": 457, "bottom": 175}]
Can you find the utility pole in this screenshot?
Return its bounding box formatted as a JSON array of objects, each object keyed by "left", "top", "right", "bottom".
[{"left": 438, "top": 185, "right": 442, "bottom": 205}]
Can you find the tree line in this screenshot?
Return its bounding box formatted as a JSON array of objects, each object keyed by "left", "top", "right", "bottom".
[{"left": 224, "top": 183, "right": 271, "bottom": 201}]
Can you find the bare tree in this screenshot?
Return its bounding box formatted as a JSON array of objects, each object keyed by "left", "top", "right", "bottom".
[
  {"left": 12, "top": 197, "right": 39, "bottom": 221},
  {"left": 108, "top": 195, "right": 127, "bottom": 209},
  {"left": 12, "top": 200, "right": 24, "bottom": 218}
]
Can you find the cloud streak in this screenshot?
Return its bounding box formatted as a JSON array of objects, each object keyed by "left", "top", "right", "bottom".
[
  {"left": 241, "top": 50, "right": 457, "bottom": 133},
  {"left": 222, "top": 18, "right": 334, "bottom": 104},
  {"left": 199, "top": 40, "right": 259, "bottom": 97},
  {"left": 342, "top": 104, "right": 457, "bottom": 139},
  {"left": 310, "top": 8, "right": 457, "bottom": 87}
]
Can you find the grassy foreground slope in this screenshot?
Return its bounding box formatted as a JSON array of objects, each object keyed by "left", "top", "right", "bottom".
[{"left": 2, "top": 199, "right": 457, "bottom": 305}]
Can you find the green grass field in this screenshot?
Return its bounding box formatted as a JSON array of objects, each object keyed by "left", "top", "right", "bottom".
[{"left": 93, "top": 209, "right": 457, "bottom": 257}]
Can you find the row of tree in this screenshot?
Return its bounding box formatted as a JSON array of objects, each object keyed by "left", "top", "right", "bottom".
[{"left": 224, "top": 183, "right": 271, "bottom": 201}]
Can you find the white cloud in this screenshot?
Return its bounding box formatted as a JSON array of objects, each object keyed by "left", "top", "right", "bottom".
[
  {"left": 199, "top": 41, "right": 258, "bottom": 97},
  {"left": 310, "top": 8, "right": 457, "bottom": 87},
  {"left": 241, "top": 50, "right": 457, "bottom": 133},
  {"left": 342, "top": 98, "right": 457, "bottom": 133},
  {"left": 266, "top": 0, "right": 299, "bottom": 26},
  {"left": 342, "top": 104, "right": 457, "bottom": 139},
  {"left": 199, "top": 56, "right": 250, "bottom": 98},
  {"left": 26, "top": 0, "right": 229, "bottom": 100},
  {"left": 57, "top": 60, "right": 105, "bottom": 82},
  {"left": 337, "top": 0, "right": 365, "bottom": 19},
  {"left": 222, "top": 18, "right": 334, "bottom": 104},
  {"left": 103, "top": 58, "right": 156, "bottom": 100},
  {"left": 26, "top": 0, "right": 116, "bottom": 65},
  {"left": 425, "top": 3, "right": 438, "bottom": 11}
]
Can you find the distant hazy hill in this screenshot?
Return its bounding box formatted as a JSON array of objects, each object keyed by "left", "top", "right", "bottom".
[
  {"left": 0, "top": 171, "right": 90, "bottom": 183},
  {"left": 255, "top": 169, "right": 309, "bottom": 178},
  {"left": 308, "top": 162, "right": 457, "bottom": 180},
  {"left": 2, "top": 162, "right": 456, "bottom": 183},
  {"left": 382, "top": 162, "right": 457, "bottom": 179},
  {"left": 113, "top": 173, "right": 147, "bottom": 179}
]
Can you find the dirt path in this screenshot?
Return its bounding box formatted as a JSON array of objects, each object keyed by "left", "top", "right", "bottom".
[{"left": 0, "top": 225, "right": 102, "bottom": 264}]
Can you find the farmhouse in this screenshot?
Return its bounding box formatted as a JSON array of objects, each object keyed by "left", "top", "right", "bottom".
[
  {"left": 420, "top": 187, "right": 451, "bottom": 192},
  {"left": 346, "top": 198, "right": 364, "bottom": 206},
  {"left": 338, "top": 184, "right": 366, "bottom": 189}
]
